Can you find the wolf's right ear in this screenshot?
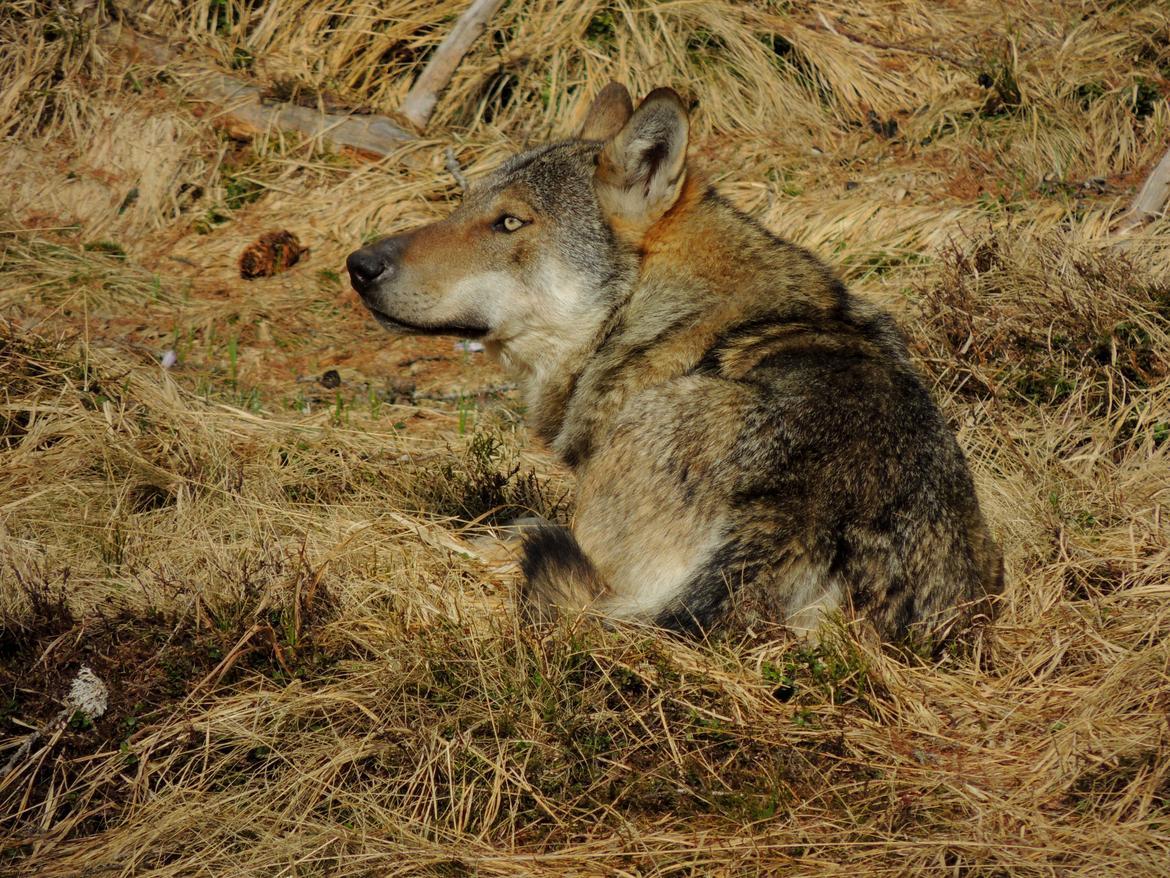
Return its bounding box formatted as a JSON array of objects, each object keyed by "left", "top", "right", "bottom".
[
  {"left": 595, "top": 88, "right": 689, "bottom": 231},
  {"left": 578, "top": 82, "right": 633, "bottom": 141}
]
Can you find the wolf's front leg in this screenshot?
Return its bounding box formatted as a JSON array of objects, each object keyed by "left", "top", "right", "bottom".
[{"left": 524, "top": 377, "right": 750, "bottom": 630}]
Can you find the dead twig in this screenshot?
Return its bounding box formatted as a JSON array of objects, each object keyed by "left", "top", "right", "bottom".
[
  {"left": 809, "top": 14, "right": 972, "bottom": 70},
  {"left": 398, "top": 0, "right": 508, "bottom": 131},
  {"left": 445, "top": 147, "right": 470, "bottom": 192}
]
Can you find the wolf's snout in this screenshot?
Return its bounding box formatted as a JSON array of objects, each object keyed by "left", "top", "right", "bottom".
[{"left": 346, "top": 247, "right": 392, "bottom": 294}]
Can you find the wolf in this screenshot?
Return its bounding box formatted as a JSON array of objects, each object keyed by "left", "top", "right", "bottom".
[{"left": 346, "top": 83, "right": 1003, "bottom": 643}]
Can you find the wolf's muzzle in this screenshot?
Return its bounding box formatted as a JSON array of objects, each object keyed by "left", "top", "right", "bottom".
[
  {"left": 346, "top": 236, "right": 406, "bottom": 297},
  {"left": 346, "top": 248, "right": 390, "bottom": 295}
]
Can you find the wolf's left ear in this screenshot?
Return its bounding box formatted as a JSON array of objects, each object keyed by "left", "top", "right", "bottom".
[
  {"left": 578, "top": 82, "right": 633, "bottom": 141},
  {"left": 595, "top": 88, "right": 689, "bottom": 229}
]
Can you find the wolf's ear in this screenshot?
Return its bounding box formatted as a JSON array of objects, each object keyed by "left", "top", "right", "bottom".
[
  {"left": 595, "top": 87, "right": 689, "bottom": 228},
  {"left": 578, "top": 82, "right": 633, "bottom": 141}
]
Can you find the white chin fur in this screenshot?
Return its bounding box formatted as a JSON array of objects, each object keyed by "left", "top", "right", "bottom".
[{"left": 488, "top": 263, "right": 602, "bottom": 378}]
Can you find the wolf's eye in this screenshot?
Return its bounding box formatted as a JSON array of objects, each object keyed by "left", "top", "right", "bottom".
[{"left": 494, "top": 215, "right": 526, "bottom": 233}]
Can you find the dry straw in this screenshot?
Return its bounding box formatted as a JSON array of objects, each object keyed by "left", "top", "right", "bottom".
[{"left": 2, "top": 1, "right": 1169, "bottom": 875}]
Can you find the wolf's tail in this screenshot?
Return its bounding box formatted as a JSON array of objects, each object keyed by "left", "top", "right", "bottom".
[{"left": 519, "top": 525, "right": 608, "bottom": 625}]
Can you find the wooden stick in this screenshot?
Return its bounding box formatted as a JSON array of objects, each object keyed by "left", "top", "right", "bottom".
[
  {"left": 398, "top": 0, "right": 508, "bottom": 131},
  {"left": 110, "top": 0, "right": 506, "bottom": 158},
  {"left": 111, "top": 27, "right": 414, "bottom": 158},
  {"left": 1115, "top": 144, "right": 1170, "bottom": 233},
  {"left": 198, "top": 71, "right": 414, "bottom": 158}
]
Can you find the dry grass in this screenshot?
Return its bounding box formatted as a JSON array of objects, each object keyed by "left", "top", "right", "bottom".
[{"left": 2, "top": 0, "right": 1170, "bottom": 875}]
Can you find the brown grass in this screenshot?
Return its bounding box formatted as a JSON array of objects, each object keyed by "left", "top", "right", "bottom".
[{"left": 2, "top": 1, "right": 1170, "bottom": 875}]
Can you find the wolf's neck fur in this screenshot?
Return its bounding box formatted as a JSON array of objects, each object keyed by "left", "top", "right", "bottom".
[
  {"left": 516, "top": 268, "right": 634, "bottom": 454},
  {"left": 523, "top": 172, "right": 850, "bottom": 469}
]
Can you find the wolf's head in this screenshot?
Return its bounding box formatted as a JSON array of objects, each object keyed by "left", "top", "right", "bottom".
[{"left": 346, "top": 83, "right": 690, "bottom": 375}]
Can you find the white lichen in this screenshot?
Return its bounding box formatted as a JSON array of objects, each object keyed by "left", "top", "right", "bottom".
[{"left": 65, "top": 665, "right": 109, "bottom": 720}]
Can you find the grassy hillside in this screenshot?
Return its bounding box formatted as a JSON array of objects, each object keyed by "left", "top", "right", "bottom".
[{"left": 2, "top": 1, "right": 1169, "bottom": 874}]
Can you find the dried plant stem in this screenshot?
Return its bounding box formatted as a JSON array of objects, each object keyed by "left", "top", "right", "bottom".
[{"left": 0, "top": 723, "right": 49, "bottom": 781}]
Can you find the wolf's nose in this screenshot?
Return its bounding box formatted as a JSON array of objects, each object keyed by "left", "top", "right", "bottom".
[{"left": 346, "top": 248, "right": 388, "bottom": 293}]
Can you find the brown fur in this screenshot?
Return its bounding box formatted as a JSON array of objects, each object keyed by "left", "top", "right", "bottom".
[{"left": 346, "top": 83, "right": 1003, "bottom": 644}]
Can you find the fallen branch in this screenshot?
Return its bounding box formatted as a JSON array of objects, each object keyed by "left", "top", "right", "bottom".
[
  {"left": 107, "top": 1, "right": 504, "bottom": 158},
  {"left": 109, "top": 0, "right": 507, "bottom": 160},
  {"left": 1114, "top": 144, "right": 1170, "bottom": 233},
  {"left": 398, "top": 0, "right": 508, "bottom": 131},
  {"left": 111, "top": 27, "right": 414, "bottom": 158},
  {"left": 199, "top": 75, "right": 414, "bottom": 158}
]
